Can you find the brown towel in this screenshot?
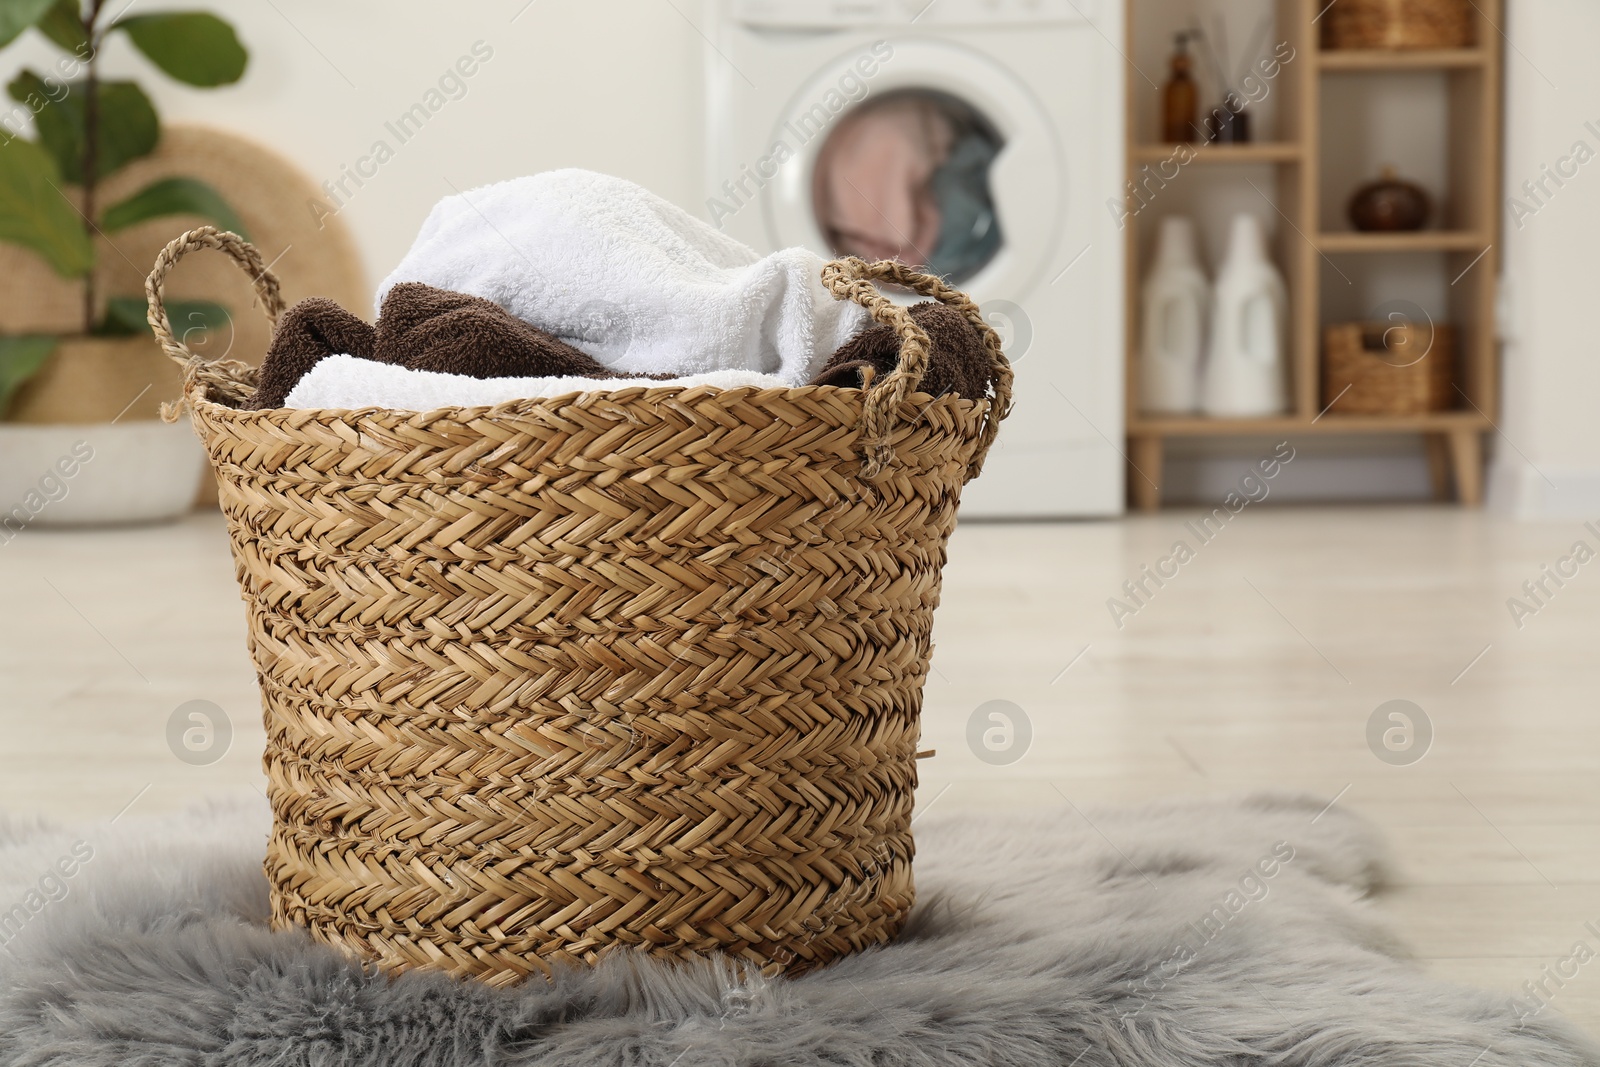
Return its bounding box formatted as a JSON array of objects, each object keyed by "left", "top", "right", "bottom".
[
  {"left": 247, "top": 285, "right": 624, "bottom": 408},
  {"left": 248, "top": 287, "right": 995, "bottom": 410},
  {"left": 372, "top": 283, "right": 616, "bottom": 379},
  {"left": 809, "top": 301, "right": 992, "bottom": 400},
  {"left": 248, "top": 298, "right": 375, "bottom": 408}
]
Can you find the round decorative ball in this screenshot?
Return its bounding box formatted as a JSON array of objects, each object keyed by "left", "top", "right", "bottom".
[{"left": 1349, "top": 166, "right": 1432, "bottom": 232}]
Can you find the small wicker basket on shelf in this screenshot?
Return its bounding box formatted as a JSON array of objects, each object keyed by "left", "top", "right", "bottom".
[
  {"left": 144, "top": 227, "right": 1012, "bottom": 988},
  {"left": 1322, "top": 320, "right": 1456, "bottom": 416},
  {"left": 1323, "top": 0, "right": 1474, "bottom": 50}
]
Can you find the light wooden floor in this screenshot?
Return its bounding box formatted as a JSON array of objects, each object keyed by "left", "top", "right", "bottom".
[{"left": 2, "top": 506, "right": 1597, "bottom": 1034}]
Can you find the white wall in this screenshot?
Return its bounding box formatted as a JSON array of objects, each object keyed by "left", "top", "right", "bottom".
[
  {"left": 3, "top": 0, "right": 709, "bottom": 293},
  {"left": 1493, "top": 0, "right": 1600, "bottom": 518}
]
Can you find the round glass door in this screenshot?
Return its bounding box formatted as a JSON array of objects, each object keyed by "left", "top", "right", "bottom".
[{"left": 811, "top": 88, "right": 1005, "bottom": 285}]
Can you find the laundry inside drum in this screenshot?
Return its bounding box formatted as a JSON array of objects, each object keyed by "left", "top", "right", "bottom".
[{"left": 812, "top": 88, "right": 1004, "bottom": 286}]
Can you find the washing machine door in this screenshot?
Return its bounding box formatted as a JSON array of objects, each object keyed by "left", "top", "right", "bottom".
[{"left": 763, "top": 38, "right": 1063, "bottom": 304}]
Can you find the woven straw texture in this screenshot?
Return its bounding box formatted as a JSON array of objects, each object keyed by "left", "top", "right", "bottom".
[
  {"left": 146, "top": 227, "right": 1010, "bottom": 986},
  {"left": 1323, "top": 320, "right": 1456, "bottom": 415},
  {"left": 1323, "top": 0, "right": 1473, "bottom": 50}
]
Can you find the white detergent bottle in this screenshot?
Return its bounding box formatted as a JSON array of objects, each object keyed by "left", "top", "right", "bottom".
[
  {"left": 1139, "top": 216, "right": 1209, "bottom": 414},
  {"left": 1201, "top": 213, "right": 1289, "bottom": 417}
]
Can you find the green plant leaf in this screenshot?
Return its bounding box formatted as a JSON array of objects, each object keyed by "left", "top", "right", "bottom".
[
  {"left": 0, "top": 0, "right": 57, "bottom": 49},
  {"left": 0, "top": 137, "right": 91, "bottom": 276},
  {"left": 94, "top": 81, "right": 161, "bottom": 177},
  {"left": 8, "top": 69, "right": 78, "bottom": 180},
  {"left": 35, "top": 0, "right": 86, "bottom": 52},
  {"left": 101, "top": 294, "right": 228, "bottom": 338},
  {"left": 100, "top": 176, "right": 248, "bottom": 237},
  {"left": 0, "top": 334, "right": 57, "bottom": 417},
  {"left": 113, "top": 13, "right": 246, "bottom": 86},
  {"left": 6, "top": 72, "right": 159, "bottom": 182}
]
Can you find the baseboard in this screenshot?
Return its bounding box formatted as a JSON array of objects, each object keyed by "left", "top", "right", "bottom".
[{"left": 1489, "top": 462, "right": 1600, "bottom": 519}]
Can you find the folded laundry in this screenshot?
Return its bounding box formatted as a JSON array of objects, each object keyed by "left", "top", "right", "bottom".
[
  {"left": 809, "top": 300, "right": 994, "bottom": 400},
  {"left": 249, "top": 298, "right": 375, "bottom": 408},
  {"left": 282, "top": 355, "right": 789, "bottom": 410},
  {"left": 373, "top": 283, "right": 619, "bottom": 380},
  {"left": 248, "top": 284, "right": 636, "bottom": 409},
  {"left": 375, "top": 169, "right": 871, "bottom": 384},
  {"left": 251, "top": 284, "right": 997, "bottom": 411},
  {"left": 245, "top": 167, "right": 1002, "bottom": 412}
]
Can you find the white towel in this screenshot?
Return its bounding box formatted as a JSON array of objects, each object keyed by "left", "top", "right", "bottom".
[
  {"left": 375, "top": 169, "right": 870, "bottom": 385},
  {"left": 282, "top": 354, "right": 789, "bottom": 411}
]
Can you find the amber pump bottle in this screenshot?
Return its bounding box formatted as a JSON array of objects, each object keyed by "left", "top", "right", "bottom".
[{"left": 1162, "top": 33, "right": 1198, "bottom": 143}]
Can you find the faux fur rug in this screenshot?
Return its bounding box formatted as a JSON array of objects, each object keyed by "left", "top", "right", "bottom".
[{"left": 1, "top": 793, "right": 1595, "bottom": 1067}]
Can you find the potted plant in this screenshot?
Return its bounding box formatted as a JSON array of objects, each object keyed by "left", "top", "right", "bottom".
[{"left": 0, "top": 0, "right": 247, "bottom": 529}]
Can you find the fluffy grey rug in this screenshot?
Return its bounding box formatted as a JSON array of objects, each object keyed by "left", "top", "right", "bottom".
[{"left": 0, "top": 792, "right": 1594, "bottom": 1067}]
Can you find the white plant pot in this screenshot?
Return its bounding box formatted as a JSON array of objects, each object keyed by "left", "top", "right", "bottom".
[{"left": 0, "top": 420, "right": 206, "bottom": 528}]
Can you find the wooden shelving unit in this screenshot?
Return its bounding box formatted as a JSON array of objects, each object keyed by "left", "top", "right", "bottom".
[
  {"left": 1122, "top": 0, "right": 1503, "bottom": 510},
  {"left": 1317, "top": 47, "right": 1487, "bottom": 71},
  {"left": 1130, "top": 142, "right": 1304, "bottom": 164}
]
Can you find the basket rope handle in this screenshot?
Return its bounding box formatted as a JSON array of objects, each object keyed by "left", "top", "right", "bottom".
[
  {"left": 820, "top": 256, "right": 1013, "bottom": 481},
  {"left": 146, "top": 225, "right": 284, "bottom": 412}
]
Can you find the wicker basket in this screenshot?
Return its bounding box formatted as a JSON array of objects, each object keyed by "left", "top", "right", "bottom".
[
  {"left": 1323, "top": 0, "right": 1474, "bottom": 50},
  {"left": 145, "top": 227, "right": 1010, "bottom": 987},
  {"left": 1322, "top": 320, "right": 1456, "bottom": 415}
]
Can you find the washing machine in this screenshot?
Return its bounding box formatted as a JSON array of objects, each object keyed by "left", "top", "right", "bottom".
[{"left": 706, "top": 0, "right": 1125, "bottom": 517}]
